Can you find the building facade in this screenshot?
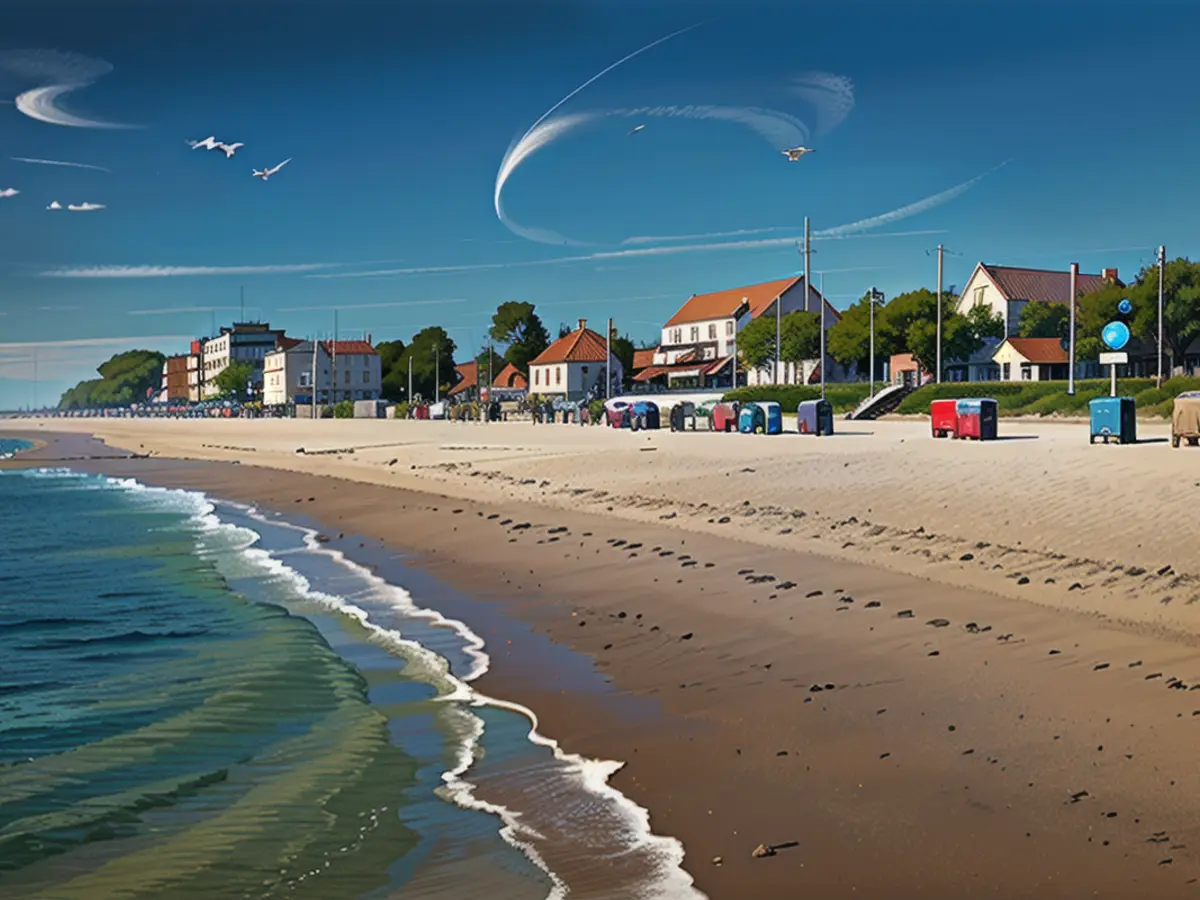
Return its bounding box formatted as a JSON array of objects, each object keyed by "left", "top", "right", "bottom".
[
  {"left": 991, "top": 337, "right": 1071, "bottom": 381},
  {"left": 200, "top": 322, "right": 294, "bottom": 399},
  {"left": 263, "top": 341, "right": 327, "bottom": 407},
  {"left": 955, "top": 263, "right": 1119, "bottom": 338},
  {"left": 161, "top": 355, "right": 189, "bottom": 401},
  {"left": 528, "top": 319, "right": 622, "bottom": 401},
  {"left": 323, "top": 340, "right": 382, "bottom": 404}
]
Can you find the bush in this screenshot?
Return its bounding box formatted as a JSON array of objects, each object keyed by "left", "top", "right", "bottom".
[
  {"left": 393, "top": 401, "right": 410, "bottom": 419},
  {"left": 722, "top": 383, "right": 873, "bottom": 414},
  {"left": 333, "top": 400, "right": 355, "bottom": 419},
  {"left": 588, "top": 399, "right": 606, "bottom": 424}
]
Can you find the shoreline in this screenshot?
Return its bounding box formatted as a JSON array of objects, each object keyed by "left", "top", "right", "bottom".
[{"left": 8, "top": 431, "right": 1200, "bottom": 896}]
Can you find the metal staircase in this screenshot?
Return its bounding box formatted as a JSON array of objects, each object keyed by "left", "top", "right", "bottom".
[{"left": 846, "top": 383, "right": 915, "bottom": 420}]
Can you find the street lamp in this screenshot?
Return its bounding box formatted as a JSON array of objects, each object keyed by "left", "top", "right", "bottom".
[{"left": 868, "top": 288, "right": 885, "bottom": 397}]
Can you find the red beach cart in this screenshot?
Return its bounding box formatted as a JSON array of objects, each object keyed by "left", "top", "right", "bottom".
[
  {"left": 711, "top": 402, "right": 740, "bottom": 433},
  {"left": 930, "top": 399, "right": 958, "bottom": 438}
]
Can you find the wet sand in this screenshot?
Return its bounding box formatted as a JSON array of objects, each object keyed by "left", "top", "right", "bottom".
[{"left": 7, "top": 429, "right": 1200, "bottom": 897}]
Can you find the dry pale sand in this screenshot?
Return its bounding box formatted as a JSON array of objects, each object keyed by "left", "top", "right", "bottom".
[{"left": 6, "top": 418, "right": 1200, "bottom": 898}]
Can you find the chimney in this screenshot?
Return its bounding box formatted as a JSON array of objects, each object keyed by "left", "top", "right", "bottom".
[
  {"left": 367, "top": 332, "right": 372, "bottom": 345},
  {"left": 577, "top": 318, "right": 587, "bottom": 332},
  {"left": 1102, "top": 268, "right": 1118, "bottom": 283}
]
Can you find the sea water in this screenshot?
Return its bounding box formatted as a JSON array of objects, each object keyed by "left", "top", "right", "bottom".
[{"left": 0, "top": 469, "right": 705, "bottom": 900}]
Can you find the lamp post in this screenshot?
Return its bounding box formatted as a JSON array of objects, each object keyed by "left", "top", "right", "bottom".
[
  {"left": 433, "top": 346, "right": 440, "bottom": 403},
  {"left": 868, "top": 288, "right": 885, "bottom": 397},
  {"left": 1068, "top": 263, "right": 1078, "bottom": 395},
  {"left": 1158, "top": 245, "right": 1166, "bottom": 384}
]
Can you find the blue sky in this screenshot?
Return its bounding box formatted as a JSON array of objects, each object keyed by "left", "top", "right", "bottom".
[{"left": 2, "top": 0, "right": 1198, "bottom": 408}]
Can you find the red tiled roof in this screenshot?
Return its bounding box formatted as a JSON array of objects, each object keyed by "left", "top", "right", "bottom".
[
  {"left": 1001, "top": 337, "right": 1069, "bottom": 364},
  {"left": 981, "top": 265, "right": 1117, "bottom": 304},
  {"left": 530, "top": 327, "right": 610, "bottom": 365},
  {"left": 632, "top": 348, "right": 658, "bottom": 370},
  {"left": 492, "top": 362, "right": 527, "bottom": 389},
  {"left": 631, "top": 356, "right": 734, "bottom": 382},
  {"left": 449, "top": 361, "right": 478, "bottom": 396},
  {"left": 277, "top": 336, "right": 303, "bottom": 350},
  {"left": 665, "top": 277, "right": 800, "bottom": 327},
  {"left": 320, "top": 340, "right": 377, "bottom": 356}
]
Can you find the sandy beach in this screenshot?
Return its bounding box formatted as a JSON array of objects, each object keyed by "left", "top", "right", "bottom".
[{"left": 7, "top": 418, "right": 1200, "bottom": 897}]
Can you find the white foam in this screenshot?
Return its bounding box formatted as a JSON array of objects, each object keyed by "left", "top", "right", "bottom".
[{"left": 57, "top": 472, "right": 705, "bottom": 900}]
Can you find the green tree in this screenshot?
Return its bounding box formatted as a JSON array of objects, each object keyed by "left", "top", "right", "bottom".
[
  {"left": 58, "top": 349, "right": 166, "bottom": 410},
  {"left": 1124, "top": 257, "right": 1200, "bottom": 364},
  {"left": 212, "top": 360, "right": 256, "bottom": 401},
  {"left": 1076, "top": 280, "right": 1127, "bottom": 361},
  {"left": 827, "top": 292, "right": 876, "bottom": 371},
  {"left": 966, "top": 303, "right": 1005, "bottom": 341},
  {"left": 398, "top": 326, "right": 456, "bottom": 401},
  {"left": 608, "top": 327, "right": 635, "bottom": 389},
  {"left": 736, "top": 311, "right": 821, "bottom": 378},
  {"left": 488, "top": 301, "right": 550, "bottom": 373},
  {"left": 1018, "top": 302, "right": 1069, "bottom": 339},
  {"left": 376, "top": 339, "right": 409, "bottom": 402}
]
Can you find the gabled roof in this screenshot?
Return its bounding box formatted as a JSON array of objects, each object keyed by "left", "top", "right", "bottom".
[
  {"left": 664, "top": 275, "right": 841, "bottom": 329},
  {"left": 977, "top": 264, "right": 1116, "bottom": 304},
  {"left": 449, "top": 361, "right": 478, "bottom": 396},
  {"left": 530, "top": 326, "right": 610, "bottom": 365},
  {"left": 277, "top": 336, "right": 304, "bottom": 351},
  {"left": 996, "top": 337, "right": 1069, "bottom": 364},
  {"left": 492, "top": 362, "right": 528, "bottom": 389},
  {"left": 320, "top": 340, "right": 377, "bottom": 356},
  {"left": 666, "top": 276, "right": 801, "bottom": 327},
  {"left": 632, "top": 348, "right": 658, "bottom": 370}
]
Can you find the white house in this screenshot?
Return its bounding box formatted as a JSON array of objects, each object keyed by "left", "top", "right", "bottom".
[
  {"left": 991, "top": 337, "right": 1071, "bottom": 382},
  {"left": 636, "top": 275, "right": 845, "bottom": 389},
  {"left": 263, "top": 339, "right": 382, "bottom": 407},
  {"left": 954, "top": 263, "right": 1119, "bottom": 338},
  {"left": 528, "top": 319, "right": 622, "bottom": 401}
]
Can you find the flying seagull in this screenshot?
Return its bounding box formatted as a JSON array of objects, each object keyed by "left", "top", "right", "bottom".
[
  {"left": 629, "top": 124, "right": 645, "bottom": 135},
  {"left": 217, "top": 141, "right": 243, "bottom": 159},
  {"left": 782, "top": 146, "right": 815, "bottom": 161},
  {"left": 252, "top": 158, "right": 291, "bottom": 181},
  {"left": 189, "top": 136, "right": 221, "bottom": 150}
]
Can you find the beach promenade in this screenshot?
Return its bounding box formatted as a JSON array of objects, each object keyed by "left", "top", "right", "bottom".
[{"left": 7, "top": 416, "right": 1200, "bottom": 898}]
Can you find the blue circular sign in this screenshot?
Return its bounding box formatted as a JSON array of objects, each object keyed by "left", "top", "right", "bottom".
[
  {"left": 1118, "top": 298, "right": 1133, "bottom": 315},
  {"left": 1102, "top": 320, "right": 1131, "bottom": 350}
]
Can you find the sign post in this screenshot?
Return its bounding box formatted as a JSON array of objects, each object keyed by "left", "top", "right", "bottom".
[{"left": 1100, "top": 299, "right": 1134, "bottom": 398}]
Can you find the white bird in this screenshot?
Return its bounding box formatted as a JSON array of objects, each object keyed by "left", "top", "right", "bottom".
[
  {"left": 629, "top": 124, "right": 645, "bottom": 135},
  {"left": 217, "top": 141, "right": 243, "bottom": 158},
  {"left": 189, "top": 136, "right": 221, "bottom": 150},
  {"left": 252, "top": 158, "right": 291, "bottom": 181},
  {"left": 782, "top": 146, "right": 815, "bottom": 161}
]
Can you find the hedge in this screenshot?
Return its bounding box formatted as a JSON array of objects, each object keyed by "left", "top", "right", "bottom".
[{"left": 893, "top": 376, "right": 1200, "bottom": 418}]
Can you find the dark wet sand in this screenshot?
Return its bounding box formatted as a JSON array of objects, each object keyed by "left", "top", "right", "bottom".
[{"left": 8, "top": 432, "right": 1200, "bottom": 898}]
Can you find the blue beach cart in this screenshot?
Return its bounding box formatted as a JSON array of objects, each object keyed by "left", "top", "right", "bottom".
[
  {"left": 760, "top": 401, "right": 783, "bottom": 435},
  {"left": 738, "top": 403, "right": 764, "bottom": 434},
  {"left": 797, "top": 399, "right": 833, "bottom": 436},
  {"left": 1089, "top": 397, "right": 1136, "bottom": 444}
]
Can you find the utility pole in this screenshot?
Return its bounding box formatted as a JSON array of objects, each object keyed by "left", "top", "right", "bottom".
[
  {"left": 1158, "top": 245, "right": 1166, "bottom": 384},
  {"left": 1067, "top": 263, "right": 1078, "bottom": 395},
  {"left": 407, "top": 354, "right": 413, "bottom": 404},
  {"left": 936, "top": 244, "right": 944, "bottom": 383},
  {"left": 775, "top": 257, "right": 783, "bottom": 386},
  {"left": 868, "top": 288, "right": 884, "bottom": 398},
  {"left": 311, "top": 332, "right": 319, "bottom": 418},
  {"left": 606, "top": 317, "right": 613, "bottom": 399},
  {"left": 332, "top": 310, "right": 338, "bottom": 403},
  {"left": 434, "top": 346, "right": 440, "bottom": 403},
  {"left": 805, "top": 218, "right": 821, "bottom": 399}
]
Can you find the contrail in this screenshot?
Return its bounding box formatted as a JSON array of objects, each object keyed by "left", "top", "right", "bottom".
[
  {"left": 11, "top": 156, "right": 111, "bottom": 172},
  {"left": 495, "top": 21, "right": 709, "bottom": 246},
  {"left": 815, "top": 160, "right": 1011, "bottom": 238}
]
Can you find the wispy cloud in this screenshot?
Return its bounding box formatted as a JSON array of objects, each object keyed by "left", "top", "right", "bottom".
[
  {"left": 0, "top": 335, "right": 192, "bottom": 353},
  {"left": 0, "top": 188, "right": 18, "bottom": 199},
  {"left": 537, "top": 293, "right": 678, "bottom": 308},
  {"left": 36, "top": 305, "right": 81, "bottom": 311},
  {"left": 67, "top": 202, "right": 104, "bottom": 211},
  {"left": 126, "top": 305, "right": 246, "bottom": 316},
  {"left": 275, "top": 298, "right": 468, "bottom": 313},
  {"left": 11, "top": 156, "right": 111, "bottom": 172},
  {"left": 0, "top": 49, "right": 138, "bottom": 130},
  {"left": 622, "top": 227, "right": 788, "bottom": 245},
  {"left": 0, "top": 334, "right": 191, "bottom": 379},
  {"left": 40, "top": 263, "right": 333, "bottom": 278},
  {"left": 307, "top": 230, "right": 945, "bottom": 279}
]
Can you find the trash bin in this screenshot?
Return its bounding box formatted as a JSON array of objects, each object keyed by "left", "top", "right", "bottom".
[
  {"left": 712, "top": 402, "right": 740, "bottom": 433},
  {"left": 760, "top": 401, "right": 783, "bottom": 435},
  {"left": 955, "top": 398, "right": 998, "bottom": 441},
  {"left": 608, "top": 404, "right": 630, "bottom": 428},
  {"left": 739, "top": 403, "right": 765, "bottom": 434},
  {"left": 1089, "top": 397, "right": 1136, "bottom": 444},
  {"left": 930, "top": 399, "right": 958, "bottom": 438},
  {"left": 631, "top": 401, "right": 660, "bottom": 430},
  {"left": 797, "top": 399, "right": 834, "bottom": 435}
]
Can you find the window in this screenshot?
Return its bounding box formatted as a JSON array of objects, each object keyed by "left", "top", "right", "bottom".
[
  {"left": 1020, "top": 363, "right": 1032, "bottom": 381},
  {"left": 362, "top": 371, "right": 370, "bottom": 383},
  {"left": 1002, "top": 362, "right": 1011, "bottom": 380},
  {"left": 672, "top": 328, "right": 682, "bottom": 344},
  {"left": 690, "top": 326, "right": 699, "bottom": 342},
  {"left": 299, "top": 372, "right": 312, "bottom": 387},
  {"left": 973, "top": 286, "right": 986, "bottom": 307},
  {"left": 535, "top": 369, "right": 540, "bottom": 386},
  {"left": 726, "top": 320, "right": 734, "bottom": 336},
  {"left": 708, "top": 323, "right": 717, "bottom": 340},
  {"left": 555, "top": 367, "right": 561, "bottom": 385}
]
